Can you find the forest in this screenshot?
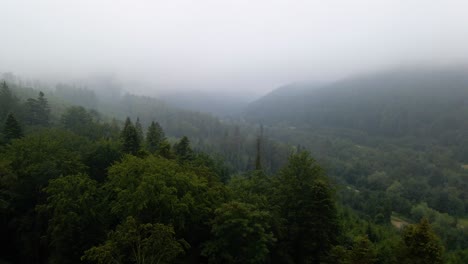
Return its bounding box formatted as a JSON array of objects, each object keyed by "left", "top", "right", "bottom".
[{"left": 0, "top": 70, "right": 467, "bottom": 264}]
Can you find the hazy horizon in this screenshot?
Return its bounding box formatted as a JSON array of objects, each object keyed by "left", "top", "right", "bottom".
[{"left": 2, "top": 0, "right": 468, "bottom": 98}]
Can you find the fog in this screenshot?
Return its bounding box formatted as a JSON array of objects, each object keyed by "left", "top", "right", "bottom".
[{"left": 2, "top": 0, "right": 468, "bottom": 99}]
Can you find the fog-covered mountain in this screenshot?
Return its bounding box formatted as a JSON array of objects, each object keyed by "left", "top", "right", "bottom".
[
  {"left": 245, "top": 67, "right": 468, "bottom": 138},
  {"left": 159, "top": 90, "right": 250, "bottom": 117}
]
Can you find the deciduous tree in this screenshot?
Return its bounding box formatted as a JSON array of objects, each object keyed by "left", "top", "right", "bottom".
[
  {"left": 83, "top": 216, "right": 187, "bottom": 264},
  {"left": 398, "top": 218, "right": 444, "bottom": 264}
]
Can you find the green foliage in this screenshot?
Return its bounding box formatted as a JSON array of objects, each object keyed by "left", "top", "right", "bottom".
[
  {"left": 106, "top": 155, "right": 222, "bottom": 232},
  {"left": 273, "top": 151, "right": 340, "bottom": 263},
  {"left": 60, "top": 106, "right": 105, "bottom": 139},
  {"left": 398, "top": 218, "right": 444, "bottom": 264},
  {"left": 409, "top": 203, "right": 468, "bottom": 251},
  {"left": 0, "top": 129, "right": 89, "bottom": 262},
  {"left": 83, "top": 216, "right": 187, "bottom": 264},
  {"left": 38, "top": 173, "right": 107, "bottom": 264},
  {"left": 2, "top": 129, "right": 88, "bottom": 210},
  {"left": 158, "top": 139, "right": 172, "bottom": 159},
  {"left": 174, "top": 136, "right": 193, "bottom": 162},
  {"left": 0, "top": 76, "right": 466, "bottom": 263},
  {"left": 0, "top": 159, "right": 16, "bottom": 211},
  {"left": 328, "top": 235, "right": 377, "bottom": 264},
  {"left": 121, "top": 117, "right": 141, "bottom": 155},
  {"left": 0, "top": 81, "right": 18, "bottom": 121},
  {"left": 349, "top": 235, "right": 377, "bottom": 264},
  {"left": 227, "top": 171, "right": 272, "bottom": 209},
  {"left": 84, "top": 140, "right": 122, "bottom": 182},
  {"left": 145, "top": 121, "right": 165, "bottom": 154},
  {"left": 202, "top": 201, "right": 275, "bottom": 264},
  {"left": 446, "top": 248, "right": 468, "bottom": 264},
  {"left": 24, "top": 91, "right": 50, "bottom": 126},
  {"left": 135, "top": 117, "right": 144, "bottom": 143},
  {"left": 2, "top": 113, "right": 23, "bottom": 143}
]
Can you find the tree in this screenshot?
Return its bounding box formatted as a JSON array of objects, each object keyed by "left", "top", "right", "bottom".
[
  {"left": 37, "top": 91, "right": 50, "bottom": 123},
  {"left": 328, "top": 235, "right": 377, "bottom": 264},
  {"left": 0, "top": 129, "right": 88, "bottom": 263},
  {"left": 254, "top": 125, "right": 263, "bottom": 170},
  {"left": 174, "top": 136, "right": 193, "bottom": 162},
  {"left": 202, "top": 202, "right": 275, "bottom": 264},
  {"left": 3, "top": 113, "right": 23, "bottom": 143},
  {"left": 60, "top": 106, "right": 97, "bottom": 138},
  {"left": 121, "top": 117, "right": 141, "bottom": 155},
  {"left": 158, "top": 139, "right": 172, "bottom": 159},
  {"left": 83, "top": 216, "right": 187, "bottom": 264},
  {"left": 273, "top": 151, "right": 340, "bottom": 263},
  {"left": 0, "top": 81, "right": 18, "bottom": 121},
  {"left": 0, "top": 159, "right": 16, "bottom": 211},
  {"left": 38, "top": 173, "right": 107, "bottom": 264},
  {"left": 106, "top": 155, "right": 217, "bottom": 231},
  {"left": 146, "top": 121, "right": 165, "bottom": 153},
  {"left": 1, "top": 130, "right": 87, "bottom": 210},
  {"left": 349, "top": 235, "right": 377, "bottom": 264},
  {"left": 135, "top": 117, "right": 144, "bottom": 143},
  {"left": 24, "top": 91, "right": 50, "bottom": 126},
  {"left": 84, "top": 140, "right": 122, "bottom": 182},
  {"left": 227, "top": 171, "right": 272, "bottom": 209},
  {"left": 398, "top": 218, "right": 444, "bottom": 264},
  {"left": 255, "top": 136, "right": 262, "bottom": 170}
]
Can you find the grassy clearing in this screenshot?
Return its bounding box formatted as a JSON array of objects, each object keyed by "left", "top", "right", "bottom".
[
  {"left": 457, "top": 218, "right": 468, "bottom": 229},
  {"left": 391, "top": 213, "right": 411, "bottom": 229}
]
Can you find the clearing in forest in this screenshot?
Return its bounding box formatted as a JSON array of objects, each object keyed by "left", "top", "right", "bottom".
[{"left": 391, "top": 213, "right": 410, "bottom": 229}]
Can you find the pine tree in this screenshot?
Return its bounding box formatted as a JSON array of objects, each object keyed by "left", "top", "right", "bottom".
[
  {"left": 0, "top": 81, "right": 18, "bottom": 121},
  {"left": 274, "top": 151, "right": 340, "bottom": 263},
  {"left": 37, "top": 91, "right": 50, "bottom": 125},
  {"left": 3, "top": 113, "right": 23, "bottom": 143},
  {"left": 135, "top": 117, "right": 144, "bottom": 143},
  {"left": 25, "top": 91, "right": 50, "bottom": 126},
  {"left": 255, "top": 125, "right": 263, "bottom": 170},
  {"left": 121, "top": 117, "right": 141, "bottom": 155},
  {"left": 146, "top": 121, "right": 165, "bottom": 153},
  {"left": 174, "top": 136, "right": 193, "bottom": 161},
  {"left": 255, "top": 136, "right": 262, "bottom": 170}
]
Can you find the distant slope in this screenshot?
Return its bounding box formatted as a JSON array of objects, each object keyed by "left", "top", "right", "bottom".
[
  {"left": 160, "top": 90, "right": 249, "bottom": 117},
  {"left": 245, "top": 67, "right": 468, "bottom": 138}
]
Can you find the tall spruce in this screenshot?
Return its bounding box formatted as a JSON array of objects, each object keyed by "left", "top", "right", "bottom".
[
  {"left": 274, "top": 151, "right": 340, "bottom": 263},
  {"left": 146, "top": 121, "right": 165, "bottom": 153},
  {"left": 135, "top": 117, "right": 144, "bottom": 143},
  {"left": 255, "top": 124, "right": 263, "bottom": 170},
  {"left": 3, "top": 113, "right": 23, "bottom": 143},
  {"left": 25, "top": 91, "right": 50, "bottom": 126},
  {"left": 0, "top": 81, "right": 18, "bottom": 121},
  {"left": 174, "top": 136, "right": 193, "bottom": 161},
  {"left": 255, "top": 136, "right": 262, "bottom": 170},
  {"left": 121, "top": 117, "right": 141, "bottom": 155}
]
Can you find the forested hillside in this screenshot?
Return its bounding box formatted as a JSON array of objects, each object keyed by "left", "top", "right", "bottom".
[
  {"left": 244, "top": 68, "right": 468, "bottom": 262},
  {"left": 0, "top": 72, "right": 467, "bottom": 264},
  {"left": 246, "top": 68, "right": 468, "bottom": 139},
  {"left": 3, "top": 0, "right": 468, "bottom": 263}
]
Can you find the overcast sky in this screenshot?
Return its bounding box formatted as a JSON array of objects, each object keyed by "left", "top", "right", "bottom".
[{"left": 1, "top": 0, "right": 468, "bottom": 97}]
